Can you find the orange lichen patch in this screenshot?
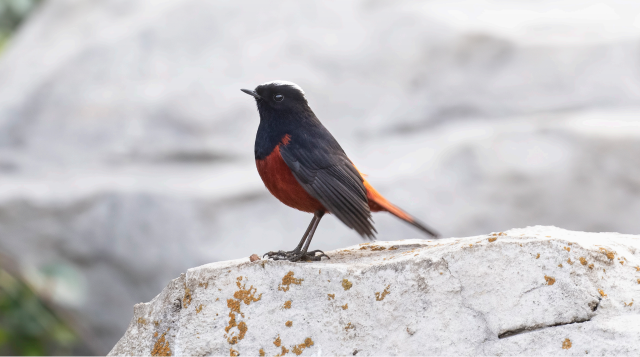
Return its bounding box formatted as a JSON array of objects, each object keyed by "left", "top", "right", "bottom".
[
  {"left": 488, "top": 238, "right": 497, "bottom": 242},
  {"left": 153, "top": 331, "right": 159, "bottom": 338},
  {"left": 345, "top": 322, "right": 354, "bottom": 330},
  {"left": 579, "top": 257, "right": 587, "bottom": 265},
  {"left": 137, "top": 317, "right": 148, "bottom": 325},
  {"left": 230, "top": 348, "right": 239, "bottom": 357},
  {"left": 567, "top": 258, "right": 574, "bottom": 265},
  {"left": 388, "top": 246, "right": 399, "bottom": 250},
  {"left": 327, "top": 294, "right": 335, "bottom": 300},
  {"left": 154, "top": 320, "right": 160, "bottom": 326},
  {"left": 564, "top": 247, "right": 571, "bottom": 252},
  {"left": 360, "top": 244, "right": 388, "bottom": 251},
  {"left": 558, "top": 264, "right": 563, "bottom": 268},
  {"left": 285, "top": 321, "right": 292, "bottom": 327},
  {"left": 196, "top": 304, "right": 204, "bottom": 314},
  {"left": 259, "top": 348, "right": 266, "bottom": 357},
  {"left": 237, "top": 322, "right": 248, "bottom": 339},
  {"left": 375, "top": 285, "right": 391, "bottom": 301},
  {"left": 536, "top": 253, "right": 540, "bottom": 259},
  {"left": 274, "top": 335, "right": 282, "bottom": 347},
  {"left": 341, "top": 303, "right": 349, "bottom": 310},
  {"left": 342, "top": 279, "right": 353, "bottom": 290},
  {"left": 635, "top": 266, "right": 639, "bottom": 272},
  {"left": 234, "top": 278, "right": 262, "bottom": 305},
  {"left": 283, "top": 300, "right": 292, "bottom": 309},
  {"left": 278, "top": 271, "right": 303, "bottom": 292},
  {"left": 620, "top": 261, "right": 625, "bottom": 265},
  {"left": 151, "top": 330, "right": 171, "bottom": 356},
  {"left": 225, "top": 312, "right": 237, "bottom": 334},
  {"left": 545, "top": 275, "right": 556, "bottom": 285},
  {"left": 599, "top": 248, "right": 615, "bottom": 260},
  {"left": 624, "top": 300, "right": 634, "bottom": 307},
  {"left": 275, "top": 346, "right": 290, "bottom": 357},
  {"left": 292, "top": 338, "right": 314, "bottom": 356},
  {"left": 225, "top": 277, "right": 262, "bottom": 345},
  {"left": 198, "top": 281, "right": 209, "bottom": 289},
  {"left": 183, "top": 283, "right": 192, "bottom": 308},
  {"left": 562, "top": 338, "right": 572, "bottom": 350},
  {"left": 637, "top": 279, "right": 640, "bottom": 284},
  {"left": 598, "top": 289, "right": 607, "bottom": 297}
]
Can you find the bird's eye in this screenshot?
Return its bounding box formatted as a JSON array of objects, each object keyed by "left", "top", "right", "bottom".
[{"left": 274, "top": 94, "right": 284, "bottom": 102}]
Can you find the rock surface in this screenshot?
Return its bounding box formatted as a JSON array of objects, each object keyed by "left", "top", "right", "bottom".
[
  {"left": 2, "top": 0, "right": 640, "bottom": 352},
  {"left": 109, "top": 226, "right": 640, "bottom": 356}
]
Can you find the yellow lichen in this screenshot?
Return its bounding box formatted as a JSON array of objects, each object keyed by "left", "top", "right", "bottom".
[
  {"left": 274, "top": 335, "right": 281, "bottom": 347},
  {"left": 137, "top": 317, "right": 147, "bottom": 325},
  {"left": 562, "top": 338, "right": 572, "bottom": 350},
  {"left": 283, "top": 300, "right": 292, "bottom": 309},
  {"left": 545, "top": 275, "right": 556, "bottom": 285},
  {"left": 599, "top": 248, "right": 615, "bottom": 260},
  {"left": 635, "top": 266, "right": 639, "bottom": 272},
  {"left": 230, "top": 348, "right": 239, "bottom": 356},
  {"left": 225, "top": 277, "right": 262, "bottom": 344},
  {"left": 151, "top": 330, "right": 171, "bottom": 356},
  {"left": 345, "top": 322, "right": 354, "bottom": 330},
  {"left": 183, "top": 283, "right": 192, "bottom": 308},
  {"left": 196, "top": 304, "right": 204, "bottom": 314},
  {"left": 341, "top": 303, "right": 348, "bottom": 310},
  {"left": 292, "top": 338, "right": 314, "bottom": 356},
  {"left": 327, "top": 294, "right": 335, "bottom": 300},
  {"left": 276, "top": 346, "right": 289, "bottom": 357},
  {"left": 567, "top": 258, "right": 573, "bottom": 265},
  {"left": 598, "top": 289, "right": 607, "bottom": 297},
  {"left": 198, "top": 281, "right": 209, "bottom": 289},
  {"left": 388, "top": 246, "right": 399, "bottom": 250},
  {"left": 278, "top": 272, "right": 303, "bottom": 292},
  {"left": 259, "top": 348, "right": 265, "bottom": 356},
  {"left": 564, "top": 247, "right": 571, "bottom": 252},
  {"left": 488, "top": 238, "right": 497, "bottom": 242},
  {"left": 342, "top": 279, "right": 352, "bottom": 290},
  {"left": 375, "top": 285, "right": 391, "bottom": 301},
  {"left": 579, "top": 257, "right": 587, "bottom": 265},
  {"left": 588, "top": 264, "right": 594, "bottom": 269},
  {"left": 285, "top": 321, "right": 292, "bottom": 327},
  {"left": 558, "top": 264, "right": 563, "bottom": 268},
  {"left": 536, "top": 253, "right": 540, "bottom": 259}
]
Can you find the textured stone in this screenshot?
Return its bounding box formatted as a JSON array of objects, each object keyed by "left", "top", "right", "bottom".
[
  {"left": 109, "top": 226, "right": 640, "bottom": 356},
  {"left": 2, "top": 0, "right": 640, "bottom": 353}
]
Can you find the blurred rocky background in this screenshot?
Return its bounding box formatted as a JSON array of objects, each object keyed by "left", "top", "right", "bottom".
[{"left": 0, "top": 0, "right": 639, "bottom": 354}]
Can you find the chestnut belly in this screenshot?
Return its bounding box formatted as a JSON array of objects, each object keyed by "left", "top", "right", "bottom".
[{"left": 256, "top": 146, "right": 325, "bottom": 213}]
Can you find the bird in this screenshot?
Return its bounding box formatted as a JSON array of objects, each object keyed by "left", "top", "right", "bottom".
[{"left": 241, "top": 80, "right": 440, "bottom": 262}]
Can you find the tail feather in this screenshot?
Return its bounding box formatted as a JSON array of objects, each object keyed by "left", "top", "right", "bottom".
[{"left": 363, "top": 180, "right": 441, "bottom": 238}]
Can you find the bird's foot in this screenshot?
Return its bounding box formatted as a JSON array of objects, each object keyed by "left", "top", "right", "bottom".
[{"left": 263, "top": 249, "right": 330, "bottom": 262}]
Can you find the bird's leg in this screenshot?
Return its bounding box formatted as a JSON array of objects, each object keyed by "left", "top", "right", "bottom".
[
  {"left": 263, "top": 214, "right": 317, "bottom": 259},
  {"left": 264, "top": 211, "right": 329, "bottom": 262}
]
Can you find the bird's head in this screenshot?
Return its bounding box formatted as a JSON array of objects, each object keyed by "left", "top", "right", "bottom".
[{"left": 241, "top": 80, "right": 309, "bottom": 114}]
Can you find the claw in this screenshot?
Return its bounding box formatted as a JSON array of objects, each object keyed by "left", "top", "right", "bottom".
[{"left": 262, "top": 249, "right": 330, "bottom": 262}]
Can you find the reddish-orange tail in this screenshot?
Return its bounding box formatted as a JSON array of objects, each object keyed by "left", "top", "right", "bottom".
[{"left": 362, "top": 180, "right": 440, "bottom": 238}]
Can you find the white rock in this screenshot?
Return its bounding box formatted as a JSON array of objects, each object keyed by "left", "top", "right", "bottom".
[
  {"left": 109, "top": 226, "right": 640, "bottom": 356},
  {"left": 3, "top": 0, "right": 640, "bottom": 353}
]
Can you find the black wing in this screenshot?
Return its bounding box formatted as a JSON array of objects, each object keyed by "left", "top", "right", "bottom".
[{"left": 280, "top": 132, "right": 376, "bottom": 239}]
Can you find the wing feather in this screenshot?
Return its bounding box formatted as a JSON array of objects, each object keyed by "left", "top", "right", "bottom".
[{"left": 280, "top": 144, "right": 376, "bottom": 238}]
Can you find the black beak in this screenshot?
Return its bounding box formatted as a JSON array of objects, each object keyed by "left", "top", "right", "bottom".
[{"left": 241, "top": 89, "right": 261, "bottom": 99}]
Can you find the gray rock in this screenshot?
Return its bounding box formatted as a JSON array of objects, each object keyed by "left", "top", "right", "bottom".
[
  {"left": 109, "top": 226, "right": 640, "bottom": 356},
  {"left": 1, "top": 0, "right": 640, "bottom": 353}
]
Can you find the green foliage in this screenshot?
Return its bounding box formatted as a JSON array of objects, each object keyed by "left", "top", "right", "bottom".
[
  {"left": 0, "top": 0, "right": 42, "bottom": 52},
  {"left": 0, "top": 268, "right": 80, "bottom": 356}
]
